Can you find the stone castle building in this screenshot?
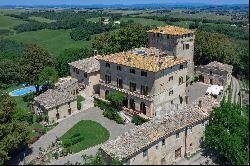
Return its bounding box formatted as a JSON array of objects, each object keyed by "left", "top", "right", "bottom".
[
  {"left": 101, "top": 95, "right": 219, "bottom": 165},
  {"left": 147, "top": 26, "right": 195, "bottom": 75},
  {"left": 195, "top": 61, "right": 233, "bottom": 90},
  {"left": 96, "top": 47, "right": 188, "bottom": 118},
  {"left": 96, "top": 25, "right": 195, "bottom": 118}
]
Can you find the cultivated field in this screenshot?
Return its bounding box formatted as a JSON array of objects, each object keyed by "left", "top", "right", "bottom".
[{"left": 6, "top": 29, "right": 93, "bottom": 57}]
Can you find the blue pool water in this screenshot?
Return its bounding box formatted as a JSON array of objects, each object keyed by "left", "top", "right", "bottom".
[{"left": 9, "top": 86, "right": 38, "bottom": 96}]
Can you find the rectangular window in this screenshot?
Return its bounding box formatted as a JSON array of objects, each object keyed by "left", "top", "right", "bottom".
[
  {"left": 130, "top": 82, "right": 136, "bottom": 92},
  {"left": 106, "top": 63, "right": 110, "bottom": 68},
  {"left": 141, "top": 85, "right": 148, "bottom": 95},
  {"left": 180, "top": 64, "right": 183, "bottom": 70},
  {"left": 169, "top": 89, "right": 173, "bottom": 96},
  {"left": 105, "top": 75, "right": 111, "bottom": 84},
  {"left": 169, "top": 76, "right": 173, "bottom": 81},
  {"left": 117, "top": 65, "right": 122, "bottom": 71},
  {"left": 176, "top": 132, "right": 180, "bottom": 139},
  {"left": 186, "top": 44, "right": 190, "bottom": 49},
  {"left": 117, "top": 78, "right": 123, "bottom": 89},
  {"left": 162, "top": 139, "right": 165, "bottom": 146},
  {"left": 141, "top": 71, "right": 147, "bottom": 77},
  {"left": 84, "top": 72, "right": 87, "bottom": 78},
  {"left": 143, "top": 149, "right": 148, "bottom": 157},
  {"left": 130, "top": 68, "right": 135, "bottom": 74},
  {"left": 180, "top": 77, "right": 183, "bottom": 85}
]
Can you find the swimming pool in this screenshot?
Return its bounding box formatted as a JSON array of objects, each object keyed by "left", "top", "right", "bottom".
[{"left": 9, "top": 86, "right": 38, "bottom": 96}]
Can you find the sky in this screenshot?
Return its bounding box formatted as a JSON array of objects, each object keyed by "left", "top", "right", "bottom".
[{"left": 0, "top": 0, "right": 248, "bottom": 6}]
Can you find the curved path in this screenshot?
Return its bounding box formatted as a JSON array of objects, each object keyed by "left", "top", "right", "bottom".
[
  {"left": 231, "top": 76, "right": 240, "bottom": 104},
  {"left": 9, "top": 107, "right": 135, "bottom": 165}
]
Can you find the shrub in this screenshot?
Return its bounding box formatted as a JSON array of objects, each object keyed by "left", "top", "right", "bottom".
[
  {"left": 28, "top": 135, "right": 40, "bottom": 144},
  {"left": 132, "top": 115, "right": 148, "bottom": 125},
  {"left": 107, "top": 92, "right": 127, "bottom": 109},
  {"left": 77, "top": 95, "right": 84, "bottom": 110},
  {"left": 103, "top": 109, "right": 125, "bottom": 124},
  {"left": 94, "top": 97, "right": 110, "bottom": 111},
  {"left": 63, "top": 133, "right": 84, "bottom": 148},
  {"left": 35, "top": 115, "right": 43, "bottom": 123}
]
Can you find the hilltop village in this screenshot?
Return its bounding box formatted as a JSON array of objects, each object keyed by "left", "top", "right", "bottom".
[{"left": 28, "top": 25, "right": 236, "bottom": 165}]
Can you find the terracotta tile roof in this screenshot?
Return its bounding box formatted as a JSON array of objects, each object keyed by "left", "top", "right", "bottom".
[
  {"left": 147, "top": 25, "right": 194, "bottom": 35},
  {"left": 96, "top": 47, "right": 187, "bottom": 72},
  {"left": 69, "top": 56, "right": 100, "bottom": 73},
  {"left": 101, "top": 95, "right": 219, "bottom": 160}
]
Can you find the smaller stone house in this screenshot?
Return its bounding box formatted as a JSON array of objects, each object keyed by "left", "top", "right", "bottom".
[
  {"left": 195, "top": 61, "right": 233, "bottom": 90},
  {"left": 33, "top": 90, "right": 77, "bottom": 123},
  {"left": 55, "top": 77, "right": 79, "bottom": 95},
  {"left": 69, "top": 57, "right": 100, "bottom": 96},
  {"left": 100, "top": 95, "right": 219, "bottom": 165}
]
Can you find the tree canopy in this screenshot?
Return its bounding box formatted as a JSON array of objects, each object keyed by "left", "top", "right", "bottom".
[
  {"left": 20, "top": 46, "right": 53, "bottom": 92},
  {"left": 38, "top": 66, "right": 59, "bottom": 87},
  {"left": 205, "top": 101, "right": 249, "bottom": 165},
  {"left": 0, "top": 59, "right": 21, "bottom": 86},
  {"left": 0, "top": 93, "right": 30, "bottom": 164},
  {"left": 107, "top": 92, "right": 127, "bottom": 109},
  {"left": 92, "top": 24, "right": 148, "bottom": 55}
]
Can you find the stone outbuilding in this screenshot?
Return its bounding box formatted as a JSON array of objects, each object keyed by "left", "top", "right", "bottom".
[
  {"left": 195, "top": 61, "right": 233, "bottom": 90},
  {"left": 33, "top": 90, "right": 77, "bottom": 123},
  {"left": 100, "top": 95, "right": 219, "bottom": 165},
  {"left": 69, "top": 56, "right": 100, "bottom": 96}
]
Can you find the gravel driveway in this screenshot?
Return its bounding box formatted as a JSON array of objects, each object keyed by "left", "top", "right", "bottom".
[{"left": 9, "top": 107, "right": 135, "bottom": 165}]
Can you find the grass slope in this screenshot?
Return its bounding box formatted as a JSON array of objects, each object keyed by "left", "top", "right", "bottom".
[
  {"left": 29, "top": 16, "right": 56, "bottom": 23},
  {"left": 61, "top": 120, "right": 110, "bottom": 153},
  {"left": 6, "top": 29, "right": 93, "bottom": 57},
  {"left": 120, "top": 17, "right": 167, "bottom": 26},
  {"left": 0, "top": 15, "right": 27, "bottom": 30}
]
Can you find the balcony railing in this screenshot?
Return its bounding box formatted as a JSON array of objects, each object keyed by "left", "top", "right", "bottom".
[{"left": 100, "top": 80, "right": 153, "bottom": 101}]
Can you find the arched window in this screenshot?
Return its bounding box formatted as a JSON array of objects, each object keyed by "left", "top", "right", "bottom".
[
  {"left": 105, "top": 90, "right": 109, "bottom": 99},
  {"left": 140, "top": 102, "right": 146, "bottom": 115}
]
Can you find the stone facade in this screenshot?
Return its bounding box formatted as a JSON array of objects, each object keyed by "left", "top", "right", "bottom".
[
  {"left": 33, "top": 89, "right": 77, "bottom": 123},
  {"left": 147, "top": 26, "right": 195, "bottom": 76},
  {"left": 97, "top": 47, "right": 188, "bottom": 118},
  {"left": 195, "top": 61, "right": 233, "bottom": 90},
  {"left": 101, "top": 95, "right": 218, "bottom": 165},
  {"left": 32, "top": 77, "right": 79, "bottom": 123},
  {"left": 69, "top": 57, "right": 100, "bottom": 96}
]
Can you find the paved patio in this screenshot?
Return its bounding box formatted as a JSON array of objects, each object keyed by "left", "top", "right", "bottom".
[{"left": 9, "top": 107, "right": 135, "bottom": 165}]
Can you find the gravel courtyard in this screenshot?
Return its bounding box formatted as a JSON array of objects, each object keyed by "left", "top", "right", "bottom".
[{"left": 9, "top": 107, "right": 135, "bottom": 165}]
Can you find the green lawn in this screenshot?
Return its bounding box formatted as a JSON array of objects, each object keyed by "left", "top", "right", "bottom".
[
  {"left": 29, "top": 16, "right": 56, "bottom": 23},
  {"left": 0, "top": 15, "right": 27, "bottom": 30},
  {"left": 120, "top": 17, "right": 167, "bottom": 26},
  {"left": 172, "top": 21, "right": 194, "bottom": 28},
  {"left": 61, "top": 120, "right": 110, "bottom": 153},
  {"left": 6, "top": 29, "right": 93, "bottom": 57}
]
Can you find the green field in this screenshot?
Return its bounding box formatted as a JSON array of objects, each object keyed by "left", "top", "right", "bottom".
[
  {"left": 172, "top": 21, "right": 194, "bottom": 28},
  {"left": 120, "top": 17, "right": 167, "bottom": 26},
  {"left": 6, "top": 29, "right": 93, "bottom": 57},
  {"left": 29, "top": 16, "right": 55, "bottom": 23},
  {"left": 61, "top": 120, "right": 110, "bottom": 153},
  {"left": 168, "top": 11, "right": 232, "bottom": 21},
  {"left": 0, "top": 15, "right": 27, "bottom": 30},
  {"left": 0, "top": 9, "right": 27, "bottom": 15},
  {"left": 86, "top": 17, "right": 103, "bottom": 23}
]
